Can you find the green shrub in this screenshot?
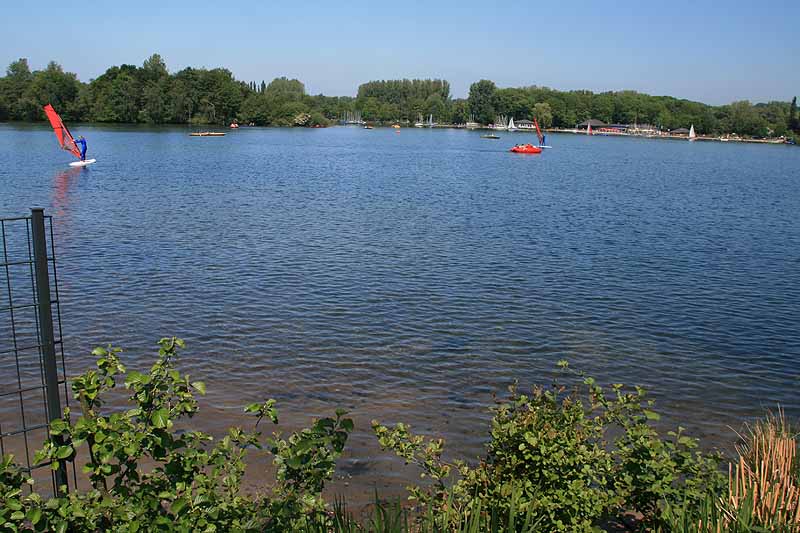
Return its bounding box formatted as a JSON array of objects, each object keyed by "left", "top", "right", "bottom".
[
  {"left": 0, "top": 338, "right": 353, "bottom": 532},
  {"left": 374, "top": 361, "right": 725, "bottom": 532},
  {"left": 0, "top": 342, "right": 739, "bottom": 532}
]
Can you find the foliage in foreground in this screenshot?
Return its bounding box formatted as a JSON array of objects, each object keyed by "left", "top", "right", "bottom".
[
  {"left": 373, "top": 361, "right": 726, "bottom": 532},
  {"left": 660, "top": 410, "right": 800, "bottom": 532},
  {"left": 0, "top": 338, "right": 353, "bottom": 532},
  {"left": 0, "top": 339, "right": 796, "bottom": 532}
]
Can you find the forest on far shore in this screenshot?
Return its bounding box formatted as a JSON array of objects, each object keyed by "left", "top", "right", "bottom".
[{"left": 1, "top": 54, "right": 798, "bottom": 137}]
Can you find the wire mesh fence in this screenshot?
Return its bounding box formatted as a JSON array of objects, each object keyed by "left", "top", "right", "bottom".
[{"left": 0, "top": 209, "right": 74, "bottom": 494}]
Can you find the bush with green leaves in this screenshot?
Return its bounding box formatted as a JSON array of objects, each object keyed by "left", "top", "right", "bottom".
[
  {"left": 0, "top": 337, "right": 353, "bottom": 533},
  {"left": 373, "top": 361, "right": 725, "bottom": 532},
  {"left": 0, "top": 339, "right": 737, "bottom": 533}
]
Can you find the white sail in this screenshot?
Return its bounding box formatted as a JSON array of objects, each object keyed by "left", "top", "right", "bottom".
[
  {"left": 689, "top": 124, "right": 696, "bottom": 141},
  {"left": 508, "top": 117, "right": 516, "bottom": 131}
]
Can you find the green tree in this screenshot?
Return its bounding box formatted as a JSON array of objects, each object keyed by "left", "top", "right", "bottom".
[
  {"left": 25, "top": 61, "right": 83, "bottom": 121},
  {"left": 533, "top": 102, "right": 553, "bottom": 128},
  {"left": 2, "top": 58, "right": 33, "bottom": 120},
  {"left": 424, "top": 93, "right": 446, "bottom": 122},
  {"left": 468, "top": 79, "right": 496, "bottom": 124},
  {"left": 725, "top": 100, "right": 768, "bottom": 136},
  {"left": 140, "top": 78, "right": 171, "bottom": 123},
  {"left": 141, "top": 53, "right": 168, "bottom": 83},
  {"left": 266, "top": 77, "right": 305, "bottom": 99},
  {"left": 790, "top": 96, "right": 798, "bottom": 132},
  {"left": 449, "top": 99, "right": 469, "bottom": 124}
]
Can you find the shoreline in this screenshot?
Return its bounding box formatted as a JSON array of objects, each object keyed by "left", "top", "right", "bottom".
[{"left": 360, "top": 122, "right": 795, "bottom": 146}]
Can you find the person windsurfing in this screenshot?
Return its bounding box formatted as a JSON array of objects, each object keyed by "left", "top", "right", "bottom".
[{"left": 75, "top": 136, "right": 87, "bottom": 161}]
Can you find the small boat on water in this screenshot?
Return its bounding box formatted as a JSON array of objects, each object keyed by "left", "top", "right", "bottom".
[
  {"left": 507, "top": 117, "right": 517, "bottom": 131},
  {"left": 510, "top": 144, "right": 542, "bottom": 154},
  {"left": 364, "top": 125, "right": 374, "bottom": 129},
  {"left": 190, "top": 132, "right": 226, "bottom": 137},
  {"left": 689, "top": 124, "right": 697, "bottom": 142},
  {"left": 508, "top": 116, "right": 545, "bottom": 153},
  {"left": 481, "top": 134, "right": 500, "bottom": 139}
]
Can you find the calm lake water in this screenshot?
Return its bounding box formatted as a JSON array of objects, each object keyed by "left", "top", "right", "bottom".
[{"left": 1, "top": 124, "right": 799, "bottom": 501}]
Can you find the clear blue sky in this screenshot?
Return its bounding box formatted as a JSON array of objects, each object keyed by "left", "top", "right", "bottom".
[{"left": 2, "top": 0, "right": 798, "bottom": 105}]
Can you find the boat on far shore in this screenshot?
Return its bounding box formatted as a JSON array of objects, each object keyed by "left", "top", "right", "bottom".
[{"left": 190, "top": 132, "right": 226, "bottom": 137}]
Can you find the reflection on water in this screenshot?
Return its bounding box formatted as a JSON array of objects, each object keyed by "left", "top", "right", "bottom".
[
  {"left": 51, "top": 166, "right": 82, "bottom": 218},
  {"left": 0, "top": 124, "right": 799, "bottom": 505}
]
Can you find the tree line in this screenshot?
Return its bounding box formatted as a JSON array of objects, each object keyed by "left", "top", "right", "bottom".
[{"left": 0, "top": 54, "right": 797, "bottom": 137}]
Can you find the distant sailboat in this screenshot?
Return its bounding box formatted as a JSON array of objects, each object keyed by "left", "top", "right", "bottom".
[
  {"left": 587, "top": 122, "right": 593, "bottom": 136},
  {"left": 507, "top": 117, "right": 517, "bottom": 131},
  {"left": 428, "top": 114, "right": 436, "bottom": 128},
  {"left": 689, "top": 124, "right": 697, "bottom": 142}
]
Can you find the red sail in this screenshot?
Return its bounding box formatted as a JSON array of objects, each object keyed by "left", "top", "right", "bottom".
[
  {"left": 533, "top": 117, "right": 544, "bottom": 145},
  {"left": 43, "top": 104, "right": 81, "bottom": 159}
]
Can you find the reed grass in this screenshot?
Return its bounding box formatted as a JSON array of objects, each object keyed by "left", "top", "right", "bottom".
[
  {"left": 727, "top": 408, "right": 800, "bottom": 529},
  {"left": 664, "top": 410, "right": 800, "bottom": 532}
]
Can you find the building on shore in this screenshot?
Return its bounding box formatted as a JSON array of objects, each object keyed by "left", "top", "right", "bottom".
[
  {"left": 516, "top": 119, "right": 536, "bottom": 130},
  {"left": 670, "top": 127, "right": 690, "bottom": 136},
  {"left": 576, "top": 119, "right": 607, "bottom": 131}
]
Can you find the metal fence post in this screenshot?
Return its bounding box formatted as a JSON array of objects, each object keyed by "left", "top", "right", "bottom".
[{"left": 30, "top": 207, "right": 68, "bottom": 493}]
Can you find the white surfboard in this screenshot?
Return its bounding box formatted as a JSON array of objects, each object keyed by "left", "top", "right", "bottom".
[{"left": 69, "top": 159, "right": 96, "bottom": 167}]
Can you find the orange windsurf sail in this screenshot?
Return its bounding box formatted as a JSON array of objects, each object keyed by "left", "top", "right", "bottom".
[
  {"left": 533, "top": 117, "right": 544, "bottom": 145},
  {"left": 43, "top": 104, "right": 81, "bottom": 159}
]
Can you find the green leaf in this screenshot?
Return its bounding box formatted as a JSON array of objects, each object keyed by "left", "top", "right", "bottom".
[
  {"left": 191, "top": 381, "right": 206, "bottom": 395},
  {"left": 341, "top": 418, "right": 354, "bottom": 432},
  {"left": 643, "top": 409, "right": 660, "bottom": 421},
  {"left": 171, "top": 496, "right": 189, "bottom": 514},
  {"left": 26, "top": 508, "right": 41, "bottom": 525},
  {"left": 125, "top": 371, "right": 145, "bottom": 386},
  {"left": 151, "top": 408, "right": 169, "bottom": 428},
  {"left": 55, "top": 445, "right": 73, "bottom": 459},
  {"left": 10, "top": 511, "right": 24, "bottom": 520}
]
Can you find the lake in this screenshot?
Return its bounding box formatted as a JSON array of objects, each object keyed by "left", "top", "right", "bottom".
[{"left": 1, "top": 124, "right": 799, "bottom": 502}]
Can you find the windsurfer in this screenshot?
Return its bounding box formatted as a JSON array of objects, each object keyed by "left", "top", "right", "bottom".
[{"left": 75, "top": 136, "right": 87, "bottom": 161}]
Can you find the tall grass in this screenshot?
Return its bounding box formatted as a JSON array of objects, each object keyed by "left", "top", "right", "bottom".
[
  {"left": 663, "top": 410, "right": 800, "bottom": 532},
  {"left": 728, "top": 409, "right": 800, "bottom": 528}
]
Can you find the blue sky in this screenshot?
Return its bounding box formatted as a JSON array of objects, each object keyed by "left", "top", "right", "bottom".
[{"left": 3, "top": 0, "right": 798, "bottom": 104}]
